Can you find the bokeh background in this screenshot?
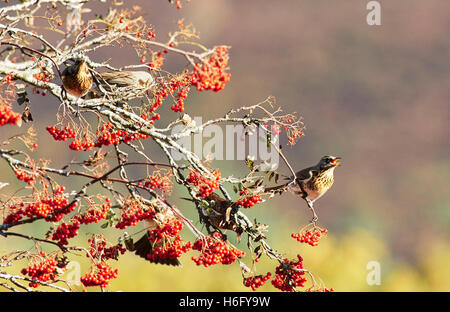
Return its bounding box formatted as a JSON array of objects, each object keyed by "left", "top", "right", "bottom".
[{"left": 1, "top": 0, "right": 450, "bottom": 291}]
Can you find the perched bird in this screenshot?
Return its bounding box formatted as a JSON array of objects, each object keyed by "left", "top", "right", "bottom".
[
  {"left": 265, "top": 155, "right": 341, "bottom": 222},
  {"left": 61, "top": 59, "right": 93, "bottom": 98},
  {"left": 184, "top": 193, "right": 241, "bottom": 234}
]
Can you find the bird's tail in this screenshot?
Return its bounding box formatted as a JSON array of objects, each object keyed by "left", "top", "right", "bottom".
[
  {"left": 133, "top": 232, "right": 181, "bottom": 266},
  {"left": 180, "top": 197, "right": 195, "bottom": 202}
]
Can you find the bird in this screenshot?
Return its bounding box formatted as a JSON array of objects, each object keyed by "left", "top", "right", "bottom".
[
  {"left": 61, "top": 59, "right": 93, "bottom": 98},
  {"left": 265, "top": 155, "right": 341, "bottom": 223},
  {"left": 181, "top": 193, "right": 242, "bottom": 234}
]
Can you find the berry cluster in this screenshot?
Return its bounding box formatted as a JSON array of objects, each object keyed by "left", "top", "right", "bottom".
[
  {"left": 74, "top": 199, "right": 111, "bottom": 225},
  {"left": 139, "top": 175, "right": 171, "bottom": 191},
  {"left": 191, "top": 46, "right": 231, "bottom": 92},
  {"left": 149, "top": 219, "right": 184, "bottom": 241},
  {"left": 0, "top": 104, "right": 21, "bottom": 127},
  {"left": 18, "top": 187, "right": 77, "bottom": 222},
  {"left": 80, "top": 261, "right": 118, "bottom": 289},
  {"left": 68, "top": 132, "right": 95, "bottom": 151},
  {"left": 191, "top": 233, "right": 245, "bottom": 267},
  {"left": 272, "top": 254, "right": 307, "bottom": 292},
  {"left": 145, "top": 219, "right": 192, "bottom": 262},
  {"left": 291, "top": 227, "right": 328, "bottom": 247},
  {"left": 94, "top": 123, "right": 149, "bottom": 147},
  {"left": 69, "top": 122, "right": 148, "bottom": 151},
  {"left": 51, "top": 220, "right": 81, "bottom": 245},
  {"left": 49, "top": 123, "right": 150, "bottom": 151},
  {"left": 115, "top": 201, "right": 155, "bottom": 229},
  {"left": 46, "top": 126, "right": 76, "bottom": 141},
  {"left": 149, "top": 235, "right": 192, "bottom": 262},
  {"left": 21, "top": 252, "right": 61, "bottom": 288},
  {"left": 236, "top": 194, "right": 262, "bottom": 209},
  {"left": 14, "top": 169, "right": 36, "bottom": 185},
  {"left": 151, "top": 72, "right": 192, "bottom": 113},
  {"left": 3, "top": 206, "right": 23, "bottom": 225},
  {"left": 186, "top": 170, "right": 221, "bottom": 198},
  {"left": 243, "top": 272, "right": 272, "bottom": 291}
]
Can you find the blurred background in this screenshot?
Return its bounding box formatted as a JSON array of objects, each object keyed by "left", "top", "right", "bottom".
[{"left": 1, "top": 0, "right": 450, "bottom": 291}]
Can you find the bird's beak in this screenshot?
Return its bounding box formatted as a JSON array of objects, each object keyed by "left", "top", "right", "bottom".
[{"left": 331, "top": 157, "right": 341, "bottom": 166}]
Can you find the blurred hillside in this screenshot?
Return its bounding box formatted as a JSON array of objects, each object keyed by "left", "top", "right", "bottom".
[{"left": 1, "top": 0, "right": 449, "bottom": 291}]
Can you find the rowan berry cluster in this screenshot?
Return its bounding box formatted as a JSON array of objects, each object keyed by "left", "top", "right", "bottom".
[
  {"left": 3, "top": 190, "right": 76, "bottom": 227},
  {"left": 149, "top": 235, "right": 192, "bottom": 262},
  {"left": 68, "top": 133, "right": 95, "bottom": 151},
  {"left": 145, "top": 219, "right": 192, "bottom": 262},
  {"left": 49, "top": 123, "right": 149, "bottom": 151},
  {"left": 151, "top": 72, "right": 192, "bottom": 113},
  {"left": 191, "top": 233, "right": 245, "bottom": 267},
  {"left": 149, "top": 219, "right": 184, "bottom": 241},
  {"left": 46, "top": 126, "right": 76, "bottom": 141},
  {"left": 291, "top": 226, "right": 328, "bottom": 247},
  {"left": 51, "top": 220, "right": 81, "bottom": 245},
  {"left": 3, "top": 206, "right": 23, "bottom": 225},
  {"left": 0, "top": 104, "right": 21, "bottom": 127},
  {"left": 140, "top": 175, "right": 171, "bottom": 191},
  {"left": 74, "top": 199, "right": 111, "bottom": 225},
  {"left": 95, "top": 123, "right": 149, "bottom": 147},
  {"left": 80, "top": 261, "right": 118, "bottom": 289},
  {"left": 14, "top": 169, "right": 36, "bottom": 185},
  {"left": 191, "top": 46, "right": 231, "bottom": 92},
  {"left": 115, "top": 201, "right": 156, "bottom": 229},
  {"left": 186, "top": 170, "right": 221, "bottom": 198},
  {"left": 236, "top": 193, "right": 262, "bottom": 209},
  {"left": 272, "top": 254, "right": 307, "bottom": 292},
  {"left": 243, "top": 272, "right": 272, "bottom": 291},
  {"left": 22, "top": 186, "right": 77, "bottom": 222},
  {"left": 21, "top": 252, "right": 61, "bottom": 288}
]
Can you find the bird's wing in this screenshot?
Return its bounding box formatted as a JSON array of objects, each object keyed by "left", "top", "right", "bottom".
[
  {"left": 97, "top": 71, "right": 153, "bottom": 87},
  {"left": 295, "top": 166, "right": 316, "bottom": 182}
]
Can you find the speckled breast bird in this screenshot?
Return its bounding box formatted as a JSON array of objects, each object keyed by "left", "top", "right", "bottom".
[
  {"left": 265, "top": 155, "right": 341, "bottom": 222},
  {"left": 61, "top": 59, "right": 93, "bottom": 98}
]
